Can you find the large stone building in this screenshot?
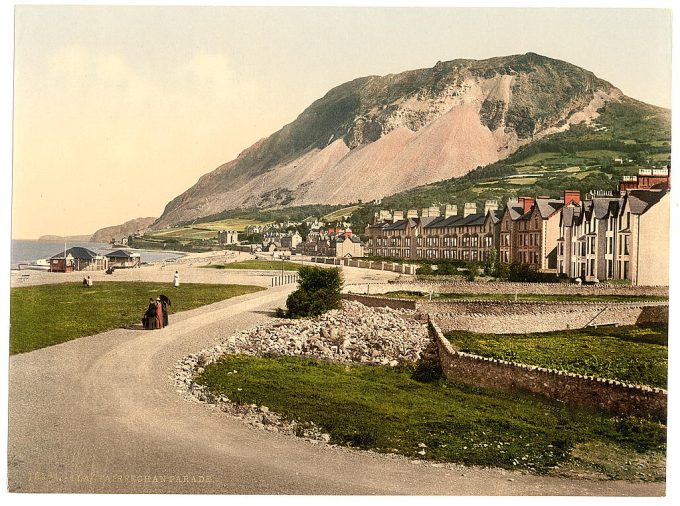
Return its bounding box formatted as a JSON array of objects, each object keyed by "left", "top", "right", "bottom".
[
  {"left": 364, "top": 182, "right": 670, "bottom": 286},
  {"left": 498, "top": 195, "right": 565, "bottom": 271},
  {"left": 217, "top": 230, "right": 238, "bottom": 246},
  {"left": 333, "top": 231, "right": 364, "bottom": 258},
  {"left": 557, "top": 189, "right": 669, "bottom": 285},
  {"left": 365, "top": 201, "right": 501, "bottom": 262}
]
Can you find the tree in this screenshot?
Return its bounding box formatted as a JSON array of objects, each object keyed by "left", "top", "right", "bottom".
[
  {"left": 416, "top": 263, "right": 433, "bottom": 275},
  {"left": 281, "top": 266, "right": 343, "bottom": 318},
  {"left": 484, "top": 249, "right": 499, "bottom": 277}
]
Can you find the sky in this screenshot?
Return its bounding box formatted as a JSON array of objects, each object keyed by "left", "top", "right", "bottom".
[{"left": 8, "top": 3, "right": 674, "bottom": 239}]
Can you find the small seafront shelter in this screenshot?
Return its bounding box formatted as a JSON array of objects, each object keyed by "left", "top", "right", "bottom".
[
  {"left": 105, "top": 249, "right": 141, "bottom": 268},
  {"left": 49, "top": 247, "right": 108, "bottom": 272}
]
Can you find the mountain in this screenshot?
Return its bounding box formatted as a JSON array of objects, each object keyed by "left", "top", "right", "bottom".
[
  {"left": 90, "top": 217, "right": 157, "bottom": 244},
  {"left": 153, "top": 53, "right": 667, "bottom": 228},
  {"left": 37, "top": 235, "right": 93, "bottom": 242}
]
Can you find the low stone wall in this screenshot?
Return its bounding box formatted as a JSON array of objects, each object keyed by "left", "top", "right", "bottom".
[
  {"left": 341, "top": 295, "right": 668, "bottom": 334},
  {"left": 378, "top": 280, "right": 669, "bottom": 297},
  {"left": 312, "top": 257, "right": 417, "bottom": 275},
  {"left": 429, "top": 319, "right": 667, "bottom": 421},
  {"left": 342, "top": 294, "right": 417, "bottom": 311},
  {"left": 423, "top": 301, "right": 668, "bottom": 334}
]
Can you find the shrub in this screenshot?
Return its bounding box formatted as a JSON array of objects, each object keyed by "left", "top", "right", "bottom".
[
  {"left": 282, "top": 266, "right": 343, "bottom": 318},
  {"left": 416, "top": 263, "right": 433, "bottom": 275}
]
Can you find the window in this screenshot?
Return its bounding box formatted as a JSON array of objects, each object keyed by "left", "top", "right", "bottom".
[{"left": 624, "top": 235, "right": 630, "bottom": 255}]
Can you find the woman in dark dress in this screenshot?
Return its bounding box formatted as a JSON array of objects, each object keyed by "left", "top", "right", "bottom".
[
  {"left": 159, "top": 294, "right": 171, "bottom": 327},
  {"left": 144, "top": 298, "right": 157, "bottom": 329}
]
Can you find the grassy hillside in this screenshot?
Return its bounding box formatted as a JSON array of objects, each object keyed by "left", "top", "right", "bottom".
[{"left": 152, "top": 95, "right": 670, "bottom": 238}]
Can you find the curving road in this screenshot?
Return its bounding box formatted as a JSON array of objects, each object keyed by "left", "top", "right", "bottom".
[{"left": 8, "top": 282, "right": 664, "bottom": 495}]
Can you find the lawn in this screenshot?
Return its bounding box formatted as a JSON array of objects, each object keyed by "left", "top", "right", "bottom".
[
  {"left": 446, "top": 325, "right": 668, "bottom": 389},
  {"left": 382, "top": 291, "right": 668, "bottom": 303},
  {"left": 196, "top": 355, "right": 666, "bottom": 479},
  {"left": 9, "top": 282, "right": 264, "bottom": 354},
  {"left": 201, "top": 259, "right": 301, "bottom": 271}
]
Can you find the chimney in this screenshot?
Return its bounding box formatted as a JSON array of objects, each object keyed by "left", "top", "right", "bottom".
[
  {"left": 563, "top": 190, "right": 581, "bottom": 206},
  {"left": 484, "top": 199, "right": 499, "bottom": 215},
  {"left": 463, "top": 202, "right": 477, "bottom": 218},
  {"left": 444, "top": 204, "right": 458, "bottom": 218},
  {"left": 428, "top": 206, "right": 441, "bottom": 217},
  {"left": 406, "top": 209, "right": 419, "bottom": 218},
  {"left": 378, "top": 209, "right": 393, "bottom": 221},
  {"left": 519, "top": 196, "right": 535, "bottom": 214},
  {"left": 392, "top": 210, "right": 404, "bottom": 221},
  {"left": 421, "top": 208, "right": 430, "bottom": 217}
]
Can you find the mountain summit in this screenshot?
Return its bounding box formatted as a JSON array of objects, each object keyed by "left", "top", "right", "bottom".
[{"left": 155, "top": 53, "right": 640, "bottom": 227}]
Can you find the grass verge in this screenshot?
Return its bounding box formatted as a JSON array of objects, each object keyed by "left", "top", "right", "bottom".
[
  {"left": 9, "top": 282, "right": 264, "bottom": 354},
  {"left": 200, "top": 260, "right": 301, "bottom": 271},
  {"left": 446, "top": 326, "right": 667, "bottom": 388},
  {"left": 196, "top": 355, "right": 665, "bottom": 479},
  {"left": 382, "top": 291, "right": 668, "bottom": 303}
]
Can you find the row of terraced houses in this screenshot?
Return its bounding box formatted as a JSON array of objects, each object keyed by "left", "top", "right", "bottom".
[{"left": 364, "top": 167, "right": 670, "bottom": 286}]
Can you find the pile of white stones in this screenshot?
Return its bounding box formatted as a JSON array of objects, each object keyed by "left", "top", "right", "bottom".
[
  {"left": 225, "top": 300, "right": 429, "bottom": 365},
  {"left": 174, "top": 300, "right": 429, "bottom": 442}
]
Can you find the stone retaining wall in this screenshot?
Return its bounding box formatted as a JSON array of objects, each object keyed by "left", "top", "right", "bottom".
[
  {"left": 423, "top": 301, "right": 668, "bottom": 334},
  {"left": 341, "top": 295, "right": 668, "bottom": 334},
  {"left": 311, "top": 257, "right": 417, "bottom": 274},
  {"left": 376, "top": 280, "right": 669, "bottom": 297},
  {"left": 429, "top": 319, "right": 667, "bottom": 421},
  {"left": 342, "top": 294, "right": 417, "bottom": 311}
]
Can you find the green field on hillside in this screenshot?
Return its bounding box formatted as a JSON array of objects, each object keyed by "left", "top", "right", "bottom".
[
  {"left": 145, "top": 218, "right": 272, "bottom": 242},
  {"left": 322, "top": 205, "right": 362, "bottom": 222}
]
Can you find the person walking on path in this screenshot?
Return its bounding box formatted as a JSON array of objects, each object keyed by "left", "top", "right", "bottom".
[
  {"left": 159, "top": 294, "right": 171, "bottom": 327},
  {"left": 173, "top": 271, "right": 180, "bottom": 288},
  {"left": 155, "top": 297, "right": 164, "bottom": 329}
]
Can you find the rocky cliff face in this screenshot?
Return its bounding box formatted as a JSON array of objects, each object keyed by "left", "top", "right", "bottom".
[
  {"left": 154, "top": 53, "right": 624, "bottom": 228},
  {"left": 90, "top": 217, "right": 157, "bottom": 243}
]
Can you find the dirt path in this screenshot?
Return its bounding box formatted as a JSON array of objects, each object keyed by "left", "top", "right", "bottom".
[{"left": 7, "top": 283, "right": 664, "bottom": 495}]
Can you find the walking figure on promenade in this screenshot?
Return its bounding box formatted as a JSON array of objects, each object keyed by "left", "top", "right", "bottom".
[
  {"left": 159, "top": 294, "right": 171, "bottom": 327},
  {"left": 155, "top": 297, "right": 164, "bottom": 329},
  {"left": 173, "top": 271, "right": 180, "bottom": 288}
]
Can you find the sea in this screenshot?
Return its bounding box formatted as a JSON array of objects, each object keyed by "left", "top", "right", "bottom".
[{"left": 10, "top": 239, "right": 184, "bottom": 270}]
